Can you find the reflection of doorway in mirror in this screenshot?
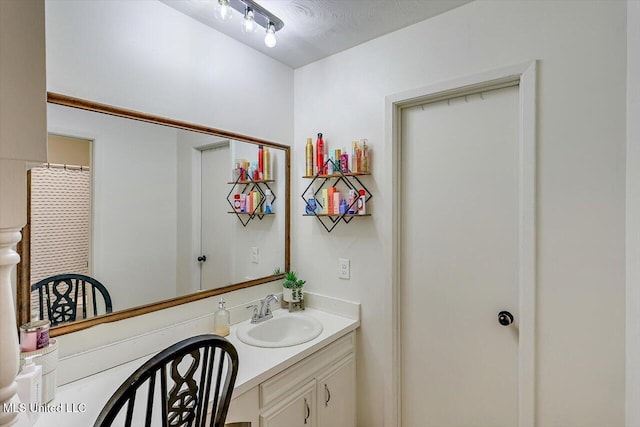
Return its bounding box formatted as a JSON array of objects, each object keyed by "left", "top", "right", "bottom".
[
  {"left": 28, "top": 134, "right": 92, "bottom": 321},
  {"left": 200, "top": 144, "right": 233, "bottom": 290}
]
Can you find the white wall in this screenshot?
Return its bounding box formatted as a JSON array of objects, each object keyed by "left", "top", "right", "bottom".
[
  {"left": 45, "top": 0, "right": 293, "bottom": 144},
  {"left": 626, "top": 0, "right": 640, "bottom": 425},
  {"left": 293, "top": 1, "right": 627, "bottom": 425}
]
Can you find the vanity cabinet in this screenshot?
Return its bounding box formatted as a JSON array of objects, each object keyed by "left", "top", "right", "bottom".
[{"left": 225, "top": 331, "right": 356, "bottom": 427}]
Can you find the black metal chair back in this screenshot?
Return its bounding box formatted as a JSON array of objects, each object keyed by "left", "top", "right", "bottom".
[
  {"left": 94, "top": 335, "right": 239, "bottom": 427},
  {"left": 31, "top": 273, "right": 113, "bottom": 326}
]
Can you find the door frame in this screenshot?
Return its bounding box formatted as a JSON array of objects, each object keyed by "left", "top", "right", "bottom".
[{"left": 384, "top": 61, "right": 537, "bottom": 427}]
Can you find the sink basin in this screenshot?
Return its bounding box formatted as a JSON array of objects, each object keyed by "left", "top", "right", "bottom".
[{"left": 236, "top": 311, "right": 323, "bottom": 348}]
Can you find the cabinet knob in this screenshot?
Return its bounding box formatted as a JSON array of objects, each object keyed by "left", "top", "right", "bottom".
[{"left": 197, "top": 255, "right": 207, "bottom": 263}]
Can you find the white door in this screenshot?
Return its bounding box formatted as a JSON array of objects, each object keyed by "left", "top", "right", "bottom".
[
  {"left": 200, "top": 145, "right": 233, "bottom": 290},
  {"left": 401, "top": 85, "right": 520, "bottom": 426}
]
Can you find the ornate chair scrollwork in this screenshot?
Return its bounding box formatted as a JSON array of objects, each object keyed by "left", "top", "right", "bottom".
[
  {"left": 94, "top": 334, "right": 239, "bottom": 427},
  {"left": 31, "top": 273, "right": 113, "bottom": 326}
]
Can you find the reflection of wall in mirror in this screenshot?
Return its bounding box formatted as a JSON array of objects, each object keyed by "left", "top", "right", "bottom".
[
  {"left": 47, "top": 104, "right": 179, "bottom": 312},
  {"left": 176, "top": 133, "right": 286, "bottom": 293}
]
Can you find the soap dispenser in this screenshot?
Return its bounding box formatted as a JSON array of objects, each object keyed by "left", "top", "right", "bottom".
[{"left": 214, "top": 298, "right": 230, "bottom": 337}]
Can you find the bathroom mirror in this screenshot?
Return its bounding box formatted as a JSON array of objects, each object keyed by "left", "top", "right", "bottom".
[{"left": 16, "top": 93, "right": 290, "bottom": 335}]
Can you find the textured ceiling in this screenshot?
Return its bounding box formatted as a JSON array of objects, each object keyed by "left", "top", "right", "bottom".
[{"left": 160, "top": 0, "right": 472, "bottom": 68}]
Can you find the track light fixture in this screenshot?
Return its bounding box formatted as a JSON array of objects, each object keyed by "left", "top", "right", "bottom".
[{"left": 214, "top": 0, "right": 284, "bottom": 48}]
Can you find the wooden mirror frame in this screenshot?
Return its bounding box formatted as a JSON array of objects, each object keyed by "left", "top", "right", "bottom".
[{"left": 16, "top": 92, "right": 290, "bottom": 336}]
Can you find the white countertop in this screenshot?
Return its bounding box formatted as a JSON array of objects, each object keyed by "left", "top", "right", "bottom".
[{"left": 33, "top": 308, "right": 359, "bottom": 426}]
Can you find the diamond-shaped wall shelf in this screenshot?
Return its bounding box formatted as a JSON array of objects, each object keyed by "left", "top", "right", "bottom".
[
  {"left": 301, "top": 159, "right": 372, "bottom": 233},
  {"left": 227, "top": 175, "right": 276, "bottom": 227}
]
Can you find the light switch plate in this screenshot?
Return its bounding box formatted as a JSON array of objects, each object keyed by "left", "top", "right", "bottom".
[
  {"left": 251, "top": 247, "right": 259, "bottom": 264},
  {"left": 338, "top": 258, "right": 350, "bottom": 280}
]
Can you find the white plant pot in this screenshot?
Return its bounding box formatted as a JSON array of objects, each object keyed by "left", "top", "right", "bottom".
[{"left": 282, "top": 286, "right": 300, "bottom": 302}]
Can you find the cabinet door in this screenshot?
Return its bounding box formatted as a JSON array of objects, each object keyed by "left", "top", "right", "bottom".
[
  {"left": 224, "top": 386, "right": 260, "bottom": 427},
  {"left": 260, "top": 380, "right": 316, "bottom": 427},
  {"left": 316, "top": 355, "right": 356, "bottom": 427}
]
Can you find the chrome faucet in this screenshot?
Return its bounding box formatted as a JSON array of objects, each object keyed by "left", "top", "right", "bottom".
[{"left": 247, "top": 293, "right": 280, "bottom": 324}]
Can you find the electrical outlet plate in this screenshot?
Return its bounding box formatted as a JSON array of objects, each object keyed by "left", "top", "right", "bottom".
[
  {"left": 338, "top": 258, "right": 350, "bottom": 279},
  {"left": 251, "top": 247, "right": 259, "bottom": 264}
]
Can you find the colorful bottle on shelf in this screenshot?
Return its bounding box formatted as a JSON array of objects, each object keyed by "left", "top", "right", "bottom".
[
  {"left": 240, "top": 194, "right": 247, "bottom": 212},
  {"left": 333, "top": 191, "right": 341, "bottom": 215},
  {"left": 253, "top": 191, "right": 259, "bottom": 212},
  {"left": 324, "top": 137, "right": 329, "bottom": 174},
  {"left": 361, "top": 139, "right": 369, "bottom": 173},
  {"left": 348, "top": 189, "right": 357, "bottom": 214},
  {"left": 263, "top": 147, "right": 270, "bottom": 180},
  {"left": 265, "top": 189, "right": 273, "bottom": 213},
  {"left": 258, "top": 145, "right": 264, "bottom": 179},
  {"left": 327, "top": 150, "right": 334, "bottom": 174},
  {"left": 246, "top": 191, "right": 253, "bottom": 213},
  {"left": 305, "top": 138, "right": 314, "bottom": 176},
  {"left": 339, "top": 198, "right": 348, "bottom": 215},
  {"left": 252, "top": 161, "right": 259, "bottom": 181},
  {"left": 316, "top": 133, "right": 325, "bottom": 175},
  {"left": 341, "top": 150, "right": 349, "bottom": 173},
  {"left": 305, "top": 189, "right": 318, "bottom": 214},
  {"left": 322, "top": 188, "right": 328, "bottom": 214},
  {"left": 358, "top": 189, "right": 366, "bottom": 215},
  {"left": 352, "top": 140, "right": 361, "bottom": 173}
]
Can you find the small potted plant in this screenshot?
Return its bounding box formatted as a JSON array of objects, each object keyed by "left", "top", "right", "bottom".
[{"left": 275, "top": 268, "right": 306, "bottom": 309}]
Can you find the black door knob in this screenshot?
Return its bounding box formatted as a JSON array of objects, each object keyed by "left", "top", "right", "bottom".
[
  {"left": 197, "top": 255, "right": 207, "bottom": 262},
  {"left": 498, "top": 311, "right": 514, "bottom": 326}
]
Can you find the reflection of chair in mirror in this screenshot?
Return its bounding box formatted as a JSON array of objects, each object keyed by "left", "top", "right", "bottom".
[
  {"left": 94, "top": 335, "right": 239, "bottom": 427},
  {"left": 31, "top": 273, "right": 113, "bottom": 326}
]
